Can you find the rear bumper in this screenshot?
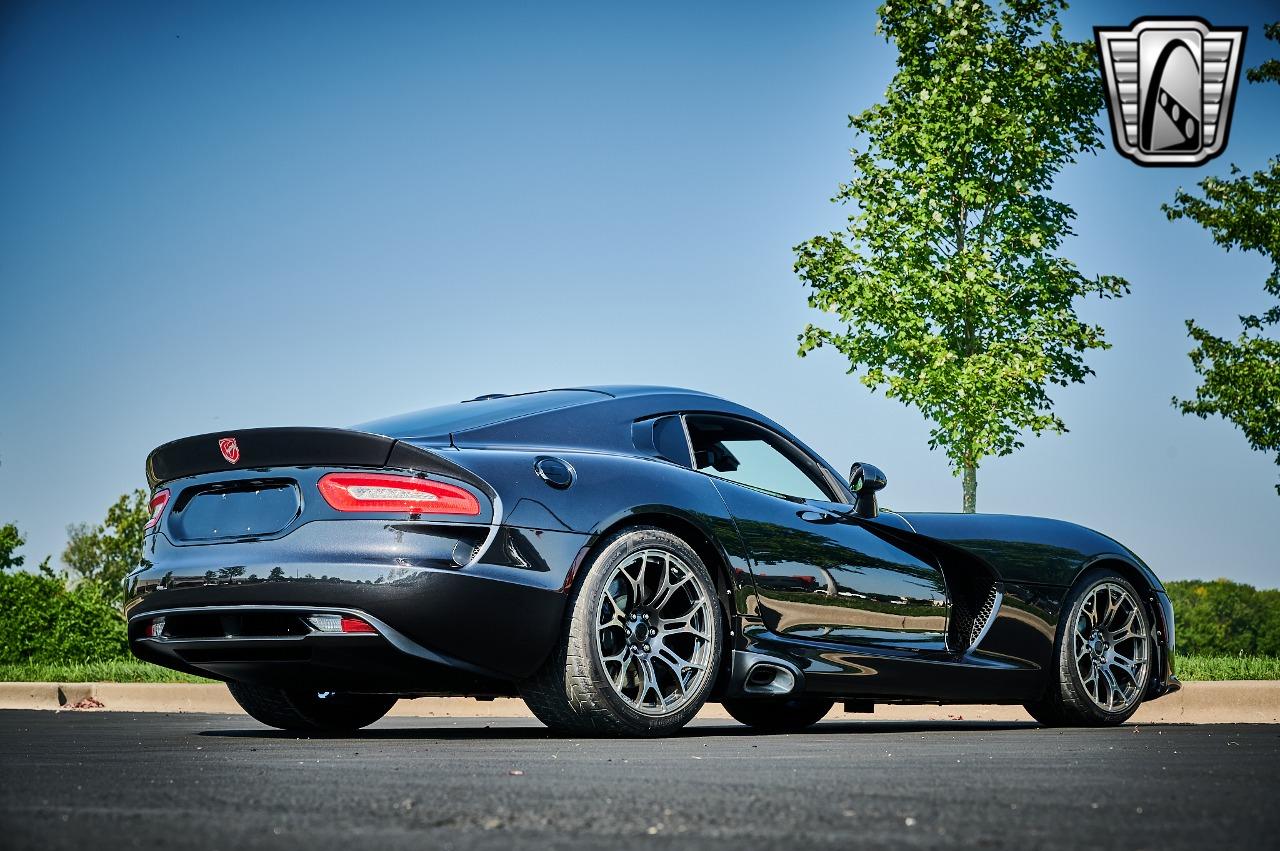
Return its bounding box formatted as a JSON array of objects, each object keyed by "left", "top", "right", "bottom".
[
  {"left": 129, "top": 604, "right": 521, "bottom": 695},
  {"left": 126, "top": 519, "right": 588, "bottom": 688}
]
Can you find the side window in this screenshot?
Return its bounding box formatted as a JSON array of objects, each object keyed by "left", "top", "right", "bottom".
[
  {"left": 631, "top": 415, "right": 693, "bottom": 467},
  {"left": 685, "top": 415, "right": 831, "bottom": 502},
  {"left": 653, "top": 416, "right": 693, "bottom": 467}
]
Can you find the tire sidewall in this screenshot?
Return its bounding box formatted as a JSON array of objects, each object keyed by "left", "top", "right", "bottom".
[
  {"left": 1057, "top": 570, "right": 1152, "bottom": 724},
  {"left": 570, "top": 527, "right": 723, "bottom": 735}
]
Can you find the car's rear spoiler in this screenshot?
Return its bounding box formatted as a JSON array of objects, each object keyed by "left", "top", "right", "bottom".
[{"left": 145, "top": 427, "right": 489, "bottom": 493}]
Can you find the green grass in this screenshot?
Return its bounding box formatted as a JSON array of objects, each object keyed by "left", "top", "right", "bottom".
[
  {"left": 0, "top": 659, "right": 213, "bottom": 683},
  {"left": 0, "top": 654, "right": 1276, "bottom": 684},
  {"left": 1174, "top": 654, "right": 1280, "bottom": 681}
]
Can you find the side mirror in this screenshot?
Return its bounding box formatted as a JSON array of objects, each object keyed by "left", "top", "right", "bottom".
[{"left": 848, "top": 462, "right": 887, "bottom": 519}]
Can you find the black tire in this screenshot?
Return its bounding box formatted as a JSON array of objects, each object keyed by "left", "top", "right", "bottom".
[
  {"left": 227, "top": 682, "right": 396, "bottom": 732},
  {"left": 1025, "top": 568, "right": 1153, "bottom": 727},
  {"left": 722, "top": 697, "right": 834, "bottom": 732},
  {"left": 521, "top": 526, "right": 724, "bottom": 737}
]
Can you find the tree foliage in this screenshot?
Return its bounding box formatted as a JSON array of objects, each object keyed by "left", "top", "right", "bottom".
[
  {"left": 0, "top": 570, "right": 128, "bottom": 664},
  {"left": 1166, "top": 578, "right": 1280, "bottom": 657},
  {"left": 1246, "top": 22, "right": 1280, "bottom": 86},
  {"left": 794, "top": 0, "right": 1127, "bottom": 511},
  {"left": 0, "top": 523, "right": 24, "bottom": 572},
  {"left": 1164, "top": 22, "right": 1280, "bottom": 495},
  {"left": 0, "top": 519, "right": 130, "bottom": 664},
  {"left": 62, "top": 489, "right": 150, "bottom": 607}
]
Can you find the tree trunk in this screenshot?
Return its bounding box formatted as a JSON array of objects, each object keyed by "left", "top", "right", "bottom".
[{"left": 962, "top": 464, "right": 977, "bottom": 513}]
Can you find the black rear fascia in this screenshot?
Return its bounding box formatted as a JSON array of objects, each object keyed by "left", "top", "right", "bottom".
[{"left": 155, "top": 465, "right": 493, "bottom": 546}]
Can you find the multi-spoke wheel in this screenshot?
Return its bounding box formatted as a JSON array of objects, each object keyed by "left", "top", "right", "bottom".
[
  {"left": 1025, "top": 569, "right": 1152, "bottom": 726},
  {"left": 521, "top": 526, "right": 723, "bottom": 736},
  {"left": 1071, "top": 582, "right": 1150, "bottom": 713},
  {"left": 595, "top": 548, "right": 715, "bottom": 716}
]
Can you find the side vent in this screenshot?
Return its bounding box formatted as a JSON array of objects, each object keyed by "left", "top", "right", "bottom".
[
  {"left": 944, "top": 566, "right": 1001, "bottom": 653},
  {"left": 969, "top": 584, "right": 1001, "bottom": 648}
]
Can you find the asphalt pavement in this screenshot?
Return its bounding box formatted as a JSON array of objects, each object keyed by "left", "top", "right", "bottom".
[{"left": 2, "top": 710, "right": 1276, "bottom": 850}]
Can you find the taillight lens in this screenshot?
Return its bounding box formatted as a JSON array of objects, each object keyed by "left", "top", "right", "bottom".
[
  {"left": 306, "top": 614, "right": 378, "bottom": 634},
  {"left": 145, "top": 489, "right": 171, "bottom": 531},
  {"left": 317, "top": 473, "right": 480, "bottom": 516}
]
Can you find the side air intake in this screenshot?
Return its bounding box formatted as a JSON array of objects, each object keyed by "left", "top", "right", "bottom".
[
  {"left": 969, "top": 584, "right": 1001, "bottom": 648},
  {"left": 945, "top": 568, "right": 1002, "bottom": 653}
]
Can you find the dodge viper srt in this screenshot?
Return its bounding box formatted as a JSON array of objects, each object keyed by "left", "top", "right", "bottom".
[{"left": 127, "top": 386, "right": 1177, "bottom": 736}]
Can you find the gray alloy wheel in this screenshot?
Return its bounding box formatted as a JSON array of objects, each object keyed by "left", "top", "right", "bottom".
[
  {"left": 1072, "top": 581, "right": 1151, "bottom": 712},
  {"left": 1025, "top": 569, "right": 1152, "bottom": 727},
  {"left": 593, "top": 547, "right": 716, "bottom": 717},
  {"left": 227, "top": 682, "right": 396, "bottom": 732},
  {"left": 521, "top": 527, "right": 723, "bottom": 737}
]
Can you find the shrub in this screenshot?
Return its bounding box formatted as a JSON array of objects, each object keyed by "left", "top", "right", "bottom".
[
  {"left": 0, "top": 570, "right": 128, "bottom": 664},
  {"left": 63, "top": 489, "right": 149, "bottom": 608},
  {"left": 1166, "top": 578, "right": 1280, "bottom": 656}
]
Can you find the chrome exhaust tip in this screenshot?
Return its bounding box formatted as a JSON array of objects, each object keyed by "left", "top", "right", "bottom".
[{"left": 742, "top": 662, "right": 798, "bottom": 695}]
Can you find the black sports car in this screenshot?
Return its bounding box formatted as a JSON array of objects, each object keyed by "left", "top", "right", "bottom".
[{"left": 127, "top": 386, "right": 1177, "bottom": 736}]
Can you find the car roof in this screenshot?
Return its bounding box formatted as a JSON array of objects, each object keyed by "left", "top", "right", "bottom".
[
  {"left": 354, "top": 384, "right": 848, "bottom": 498},
  {"left": 572, "top": 385, "right": 724, "bottom": 399},
  {"left": 362, "top": 383, "right": 824, "bottom": 453}
]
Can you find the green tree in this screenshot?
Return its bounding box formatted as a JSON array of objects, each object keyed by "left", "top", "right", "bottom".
[
  {"left": 0, "top": 570, "right": 129, "bottom": 664},
  {"left": 62, "top": 489, "right": 150, "bottom": 607},
  {"left": 794, "top": 0, "right": 1127, "bottom": 512},
  {"left": 1165, "top": 578, "right": 1280, "bottom": 657},
  {"left": 1164, "top": 23, "right": 1280, "bottom": 495},
  {"left": 0, "top": 523, "right": 25, "bottom": 571}
]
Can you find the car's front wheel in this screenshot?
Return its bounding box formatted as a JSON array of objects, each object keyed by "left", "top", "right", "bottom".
[
  {"left": 1024, "top": 568, "right": 1153, "bottom": 726},
  {"left": 521, "top": 526, "right": 723, "bottom": 737},
  {"left": 227, "top": 682, "right": 396, "bottom": 732}
]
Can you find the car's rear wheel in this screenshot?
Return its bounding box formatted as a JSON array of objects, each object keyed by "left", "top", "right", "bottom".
[
  {"left": 1025, "top": 568, "right": 1152, "bottom": 727},
  {"left": 521, "top": 526, "right": 723, "bottom": 737},
  {"left": 227, "top": 682, "right": 396, "bottom": 732},
  {"left": 722, "top": 696, "right": 834, "bottom": 732}
]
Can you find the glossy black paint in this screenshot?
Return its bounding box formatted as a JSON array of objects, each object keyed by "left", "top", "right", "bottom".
[
  {"left": 714, "top": 482, "right": 950, "bottom": 652},
  {"left": 128, "top": 386, "right": 1178, "bottom": 705}
]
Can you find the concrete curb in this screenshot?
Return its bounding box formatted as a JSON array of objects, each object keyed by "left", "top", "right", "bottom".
[{"left": 1, "top": 680, "right": 1276, "bottom": 724}]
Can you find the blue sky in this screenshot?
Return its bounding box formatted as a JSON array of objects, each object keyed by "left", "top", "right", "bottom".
[{"left": 1, "top": 1, "right": 1277, "bottom": 587}]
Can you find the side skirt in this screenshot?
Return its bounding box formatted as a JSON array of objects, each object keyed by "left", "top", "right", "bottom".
[{"left": 736, "top": 626, "right": 1044, "bottom": 704}]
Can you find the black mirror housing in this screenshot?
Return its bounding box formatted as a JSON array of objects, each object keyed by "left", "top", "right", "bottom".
[{"left": 848, "top": 462, "right": 887, "bottom": 518}]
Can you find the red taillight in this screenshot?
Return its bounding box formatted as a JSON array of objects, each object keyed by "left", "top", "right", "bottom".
[
  {"left": 145, "top": 489, "right": 170, "bottom": 531},
  {"left": 306, "top": 613, "right": 380, "bottom": 634},
  {"left": 316, "top": 473, "right": 480, "bottom": 516},
  {"left": 340, "top": 616, "right": 377, "bottom": 634}
]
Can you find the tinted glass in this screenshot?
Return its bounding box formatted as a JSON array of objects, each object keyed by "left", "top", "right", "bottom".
[
  {"left": 686, "top": 416, "right": 829, "bottom": 501},
  {"left": 354, "top": 390, "right": 608, "bottom": 438},
  {"left": 653, "top": 416, "right": 692, "bottom": 466}
]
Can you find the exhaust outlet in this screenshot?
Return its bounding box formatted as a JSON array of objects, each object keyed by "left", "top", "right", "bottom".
[
  {"left": 728, "top": 650, "right": 806, "bottom": 698},
  {"left": 743, "top": 662, "right": 797, "bottom": 695}
]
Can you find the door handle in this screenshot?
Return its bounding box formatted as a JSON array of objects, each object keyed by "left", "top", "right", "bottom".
[{"left": 798, "top": 509, "right": 839, "bottom": 524}]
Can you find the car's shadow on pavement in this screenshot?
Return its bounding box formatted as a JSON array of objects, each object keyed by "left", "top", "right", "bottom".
[{"left": 197, "top": 719, "right": 1043, "bottom": 740}]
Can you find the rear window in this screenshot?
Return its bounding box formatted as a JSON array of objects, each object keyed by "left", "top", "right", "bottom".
[{"left": 354, "top": 389, "right": 608, "bottom": 439}]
